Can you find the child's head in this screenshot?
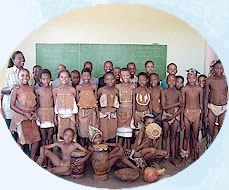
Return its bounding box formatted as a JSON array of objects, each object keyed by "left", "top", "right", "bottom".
[
  {"left": 18, "top": 68, "right": 30, "bottom": 85},
  {"left": 93, "top": 133, "right": 103, "bottom": 144},
  {"left": 104, "top": 71, "right": 115, "bottom": 87},
  {"left": 59, "top": 70, "right": 71, "bottom": 85},
  {"left": 145, "top": 61, "right": 155, "bottom": 75},
  {"left": 83, "top": 61, "right": 93, "bottom": 72},
  {"left": 143, "top": 115, "right": 156, "bottom": 126},
  {"left": 10, "top": 51, "right": 25, "bottom": 69},
  {"left": 104, "top": 61, "right": 113, "bottom": 73},
  {"left": 166, "top": 74, "right": 176, "bottom": 88},
  {"left": 33, "top": 65, "right": 42, "bottom": 82},
  {"left": 89, "top": 126, "right": 103, "bottom": 144},
  {"left": 113, "top": 67, "right": 121, "bottom": 81},
  {"left": 186, "top": 68, "right": 199, "bottom": 86},
  {"left": 57, "top": 64, "right": 66, "bottom": 76},
  {"left": 63, "top": 128, "right": 75, "bottom": 144},
  {"left": 167, "top": 63, "right": 177, "bottom": 75},
  {"left": 40, "top": 69, "right": 52, "bottom": 87},
  {"left": 149, "top": 73, "right": 159, "bottom": 87},
  {"left": 120, "top": 68, "right": 131, "bottom": 83},
  {"left": 138, "top": 72, "right": 148, "bottom": 87},
  {"left": 212, "top": 60, "right": 224, "bottom": 76},
  {"left": 127, "top": 62, "right": 136, "bottom": 76},
  {"left": 175, "top": 75, "right": 184, "bottom": 90},
  {"left": 81, "top": 68, "right": 91, "bottom": 83},
  {"left": 198, "top": 74, "right": 207, "bottom": 88},
  {"left": 71, "top": 70, "right": 80, "bottom": 86}
]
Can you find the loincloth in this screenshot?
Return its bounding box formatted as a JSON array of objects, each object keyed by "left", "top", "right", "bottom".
[
  {"left": 58, "top": 115, "right": 76, "bottom": 141},
  {"left": 10, "top": 112, "right": 41, "bottom": 145},
  {"left": 78, "top": 108, "right": 97, "bottom": 138},
  {"left": 117, "top": 127, "right": 133, "bottom": 138},
  {"left": 208, "top": 103, "right": 227, "bottom": 117},
  {"left": 162, "top": 111, "right": 180, "bottom": 125},
  {"left": 184, "top": 108, "right": 201, "bottom": 123},
  {"left": 99, "top": 111, "right": 118, "bottom": 141},
  {"left": 36, "top": 107, "right": 55, "bottom": 128}
]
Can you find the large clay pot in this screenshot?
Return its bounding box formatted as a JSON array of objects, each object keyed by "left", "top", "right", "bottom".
[
  {"left": 70, "top": 150, "right": 87, "bottom": 178},
  {"left": 91, "top": 144, "right": 110, "bottom": 181}
]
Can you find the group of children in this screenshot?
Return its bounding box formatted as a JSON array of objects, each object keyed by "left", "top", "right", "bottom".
[{"left": 4, "top": 58, "right": 228, "bottom": 176}]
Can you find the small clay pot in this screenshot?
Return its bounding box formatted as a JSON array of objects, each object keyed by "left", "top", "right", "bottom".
[{"left": 114, "top": 168, "right": 139, "bottom": 182}]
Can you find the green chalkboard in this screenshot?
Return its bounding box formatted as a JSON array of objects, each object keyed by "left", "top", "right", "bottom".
[{"left": 36, "top": 43, "right": 167, "bottom": 80}]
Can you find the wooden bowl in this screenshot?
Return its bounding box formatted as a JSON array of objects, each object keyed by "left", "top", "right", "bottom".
[{"left": 114, "top": 168, "right": 139, "bottom": 182}]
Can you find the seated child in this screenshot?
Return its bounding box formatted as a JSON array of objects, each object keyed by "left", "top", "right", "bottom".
[
  {"left": 36, "top": 69, "right": 55, "bottom": 146},
  {"left": 129, "top": 114, "right": 168, "bottom": 169},
  {"left": 133, "top": 72, "right": 152, "bottom": 130},
  {"left": 36, "top": 128, "right": 91, "bottom": 176},
  {"left": 88, "top": 126, "right": 142, "bottom": 174},
  {"left": 98, "top": 72, "right": 119, "bottom": 142},
  {"left": 161, "top": 74, "right": 182, "bottom": 166},
  {"left": 52, "top": 70, "right": 78, "bottom": 141},
  {"left": 76, "top": 68, "right": 98, "bottom": 147},
  {"left": 10, "top": 68, "right": 41, "bottom": 161}
]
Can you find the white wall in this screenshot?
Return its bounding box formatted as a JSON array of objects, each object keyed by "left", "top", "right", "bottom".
[{"left": 0, "top": 3, "right": 206, "bottom": 86}]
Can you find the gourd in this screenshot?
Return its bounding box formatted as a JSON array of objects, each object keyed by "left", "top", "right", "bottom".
[{"left": 143, "top": 167, "right": 165, "bottom": 183}]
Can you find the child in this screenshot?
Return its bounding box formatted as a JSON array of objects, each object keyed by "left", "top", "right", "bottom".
[
  {"left": 88, "top": 126, "right": 142, "bottom": 174},
  {"left": 133, "top": 72, "right": 152, "bottom": 130},
  {"left": 71, "top": 70, "right": 80, "bottom": 88},
  {"left": 161, "top": 74, "right": 182, "bottom": 166},
  {"left": 130, "top": 115, "right": 167, "bottom": 168},
  {"left": 161, "top": 63, "right": 178, "bottom": 89},
  {"left": 33, "top": 65, "right": 42, "bottom": 89},
  {"left": 175, "top": 75, "right": 184, "bottom": 161},
  {"left": 10, "top": 68, "right": 41, "bottom": 161},
  {"left": 98, "top": 72, "right": 119, "bottom": 142},
  {"left": 149, "top": 73, "right": 163, "bottom": 125},
  {"left": 52, "top": 70, "right": 78, "bottom": 142},
  {"left": 36, "top": 69, "right": 55, "bottom": 146},
  {"left": 76, "top": 68, "right": 98, "bottom": 147},
  {"left": 181, "top": 68, "right": 202, "bottom": 162},
  {"left": 127, "top": 62, "right": 137, "bottom": 85},
  {"left": 113, "top": 67, "right": 121, "bottom": 84},
  {"left": 205, "top": 60, "right": 228, "bottom": 143},
  {"left": 37, "top": 128, "right": 91, "bottom": 176},
  {"left": 98, "top": 61, "right": 113, "bottom": 89},
  {"left": 52, "top": 64, "right": 72, "bottom": 87},
  {"left": 79, "top": 61, "right": 98, "bottom": 86},
  {"left": 116, "top": 68, "right": 135, "bottom": 153}
]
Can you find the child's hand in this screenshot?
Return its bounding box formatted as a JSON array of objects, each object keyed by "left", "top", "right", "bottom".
[
  {"left": 24, "top": 112, "right": 32, "bottom": 120},
  {"left": 36, "top": 156, "right": 45, "bottom": 166}
]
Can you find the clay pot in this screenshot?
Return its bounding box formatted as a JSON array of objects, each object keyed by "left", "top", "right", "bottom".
[
  {"left": 70, "top": 150, "right": 86, "bottom": 178},
  {"left": 143, "top": 167, "right": 159, "bottom": 183},
  {"left": 91, "top": 146, "right": 110, "bottom": 181},
  {"left": 114, "top": 168, "right": 139, "bottom": 182}
]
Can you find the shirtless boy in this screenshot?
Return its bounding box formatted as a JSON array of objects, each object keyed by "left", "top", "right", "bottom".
[
  {"left": 127, "top": 62, "right": 137, "bottom": 85},
  {"left": 205, "top": 60, "right": 228, "bottom": 143},
  {"left": 37, "top": 128, "right": 91, "bottom": 176},
  {"left": 161, "top": 74, "right": 182, "bottom": 166},
  {"left": 181, "top": 68, "right": 203, "bottom": 162}
]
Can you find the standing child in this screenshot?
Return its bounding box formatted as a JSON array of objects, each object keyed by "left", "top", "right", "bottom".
[
  {"left": 36, "top": 69, "right": 55, "bottom": 147},
  {"left": 113, "top": 67, "right": 121, "bottom": 84},
  {"left": 181, "top": 68, "right": 202, "bottom": 162},
  {"left": 161, "top": 74, "right": 182, "bottom": 166},
  {"left": 149, "top": 73, "right": 163, "bottom": 125},
  {"left": 116, "top": 68, "right": 135, "bottom": 153},
  {"left": 205, "top": 60, "right": 228, "bottom": 144},
  {"left": 76, "top": 68, "right": 98, "bottom": 147},
  {"left": 133, "top": 72, "right": 152, "bottom": 130},
  {"left": 37, "top": 128, "right": 91, "bottom": 176},
  {"left": 127, "top": 62, "right": 138, "bottom": 85},
  {"left": 161, "top": 63, "right": 178, "bottom": 89},
  {"left": 52, "top": 70, "right": 78, "bottom": 142},
  {"left": 71, "top": 70, "right": 80, "bottom": 88},
  {"left": 10, "top": 68, "right": 41, "bottom": 161},
  {"left": 33, "top": 65, "right": 42, "bottom": 89},
  {"left": 98, "top": 72, "right": 119, "bottom": 142}
]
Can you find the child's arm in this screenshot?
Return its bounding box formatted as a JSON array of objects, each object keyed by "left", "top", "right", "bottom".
[
  {"left": 199, "top": 88, "right": 203, "bottom": 130},
  {"left": 76, "top": 85, "right": 80, "bottom": 102},
  {"left": 0, "top": 94, "right": 6, "bottom": 119},
  {"left": 132, "top": 89, "right": 137, "bottom": 127},
  {"left": 204, "top": 79, "right": 210, "bottom": 126},
  {"left": 73, "top": 143, "right": 92, "bottom": 165},
  {"left": 148, "top": 89, "right": 153, "bottom": 114},
  {"left": 134, "top": 131, "right": 144, "bottom": 152}
]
